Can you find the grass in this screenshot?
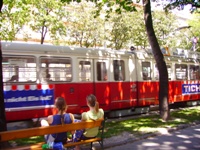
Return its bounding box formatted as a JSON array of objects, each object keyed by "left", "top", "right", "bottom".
[
  {"left": 104, "top": 106, "right": 200, "bottom": 138},
  {"left": 10, "top": 106, "right": 200, "bottom": 146}
]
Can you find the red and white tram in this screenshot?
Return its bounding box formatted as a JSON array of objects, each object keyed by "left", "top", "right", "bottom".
[{"left": 2, "top": 42, "right": 200, "bottom": 122}]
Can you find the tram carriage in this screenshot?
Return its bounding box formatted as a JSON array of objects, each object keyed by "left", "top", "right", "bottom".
[{"left": 2, "top": 42, "right": 200, "bottom": 122}]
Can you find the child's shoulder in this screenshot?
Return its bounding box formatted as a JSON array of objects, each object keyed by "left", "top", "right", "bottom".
[{"left": 99, "top": 108, "right": 104, "bottom": 113}]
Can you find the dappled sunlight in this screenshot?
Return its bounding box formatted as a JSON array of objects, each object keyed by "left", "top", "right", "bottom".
[
  {"left": 123, "top": 124, "right": 133, "bottom": 128},
  {"left": 117, "top": 82, "right": 123, "bottom": 99},
  {"left": 177, "top": 146, "right": 188, "bottom": 149},
  {"left": 183, "top": 140, "right": 192, "bottom": 144},
  {"left": 105, "top": 85, "right": 110, "bottom": 105},
  {"left": 194, "top": 134, "right": 200, "bottom": 138},
  {"left": 102, "top": 108, "right": 200, "bottom": 150},
  {"left": 176, "top": 134, "right": 190, "bottom": 139},
  {"left": 156, "top": 128, "right": 169, "bottom": 134},
  {"left": 136, "top": 127, "right": 170, "bottom": 135},
  {"left": 136, "top": 127, "right": 158, "bottom": 133},
  {"left": 163, "top": 141, "right": 173, "bottom": 145},
  {"left": 173, "top": 118, "right": 183, "bottom": 122},
  {"left": 105, "top": 107, "right": 200, "bottom": 140},
  {"left": 142, "top": 142, "right": 160, "bottom": 146},
  {"left": 195, "top": 128, "right": 200, "bottom": 131},
  {"left": 131, "top": 125, "right": 200, "bottom": 150},
  {"left": 171, "top": 107, "right": 200, "bottom": 123}
]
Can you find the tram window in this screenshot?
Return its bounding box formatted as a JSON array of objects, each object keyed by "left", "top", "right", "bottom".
[
  {"left": 189, "top": 65, "right": 200, "bottom": 80},
  {"left": 154, "top": 64, "right": 159, "bottom": 80},
  {"left": 40, "top": 57, "right": 72, "bottom": 82},
  {"left": 97, "top": 62, "right": 107, "bottom": 81},
  {"left": 3, "top": 55, "right": 36, "bottom": 82},
  {"left": 167, "top": 65, "right": 172, "bottom": 80},
  {"left": 154, "top": 64, "right": 171, "bottom": 80},
  {"left": 142, "top": 62, "right": 151, "bottom": 80},
  {"left": 175, "top": 64, "right": 187, "bottom": 80},
  {"left": 113, "top": 60, "right": 125, "bottom": 81},
  {"left": 79, "top": 61, "right": 91, "bottom": 81}
]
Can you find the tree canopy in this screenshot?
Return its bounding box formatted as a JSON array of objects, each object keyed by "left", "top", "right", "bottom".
[{"left": 1, "top": 0, "right": 186, "bottom": 51}]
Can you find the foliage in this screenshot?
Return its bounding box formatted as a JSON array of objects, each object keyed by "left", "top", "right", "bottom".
[
  {"left": 152, "top": 11, "right": 178, "bottom": 48},
  {"left": 27, "top": 0, "right": 69, "bottom": 44},
  {"left": 188, "top": 13, "right": 200, "bottom": 51},
  {"left": 0, "top": 0, "right": 69, "bottom": 44},
  {"left": 0, "top": 0, "right": 31, "bottom": 41},
  {"left": 106, "top": 10, "right": 134, "bottom": 50},
  {"left": 165, "top": 0, "right": 200, "bottom": 13},
  {"left": 61, "top": 0, "right": 137, "bottom": 18},
  {"left": 172, "top": 27, "right": 193, "bottom": 50},
  {"left": 0, "top": 0, "right": 195, "bottom": 50},
  {"left": 61, "top": 1, "right": 178, "bottom": 50},
  {"left": 188, "top": 14, "right": 200, "bottom": 37},
  {"left": 66, "top": 2, "right": 104, "bottom": 48},
  {"left": 170, "top": 13, "right": 200, "bottom": 51},
  {"left": 129, "top": 10, "right": 149, "bottom": 49}
]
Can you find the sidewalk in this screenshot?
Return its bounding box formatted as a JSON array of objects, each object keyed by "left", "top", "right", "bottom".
[
  {"left": 105, "top": 123, "right": 200, "bottom": 150},
  {"left": 82, "top": 120, "right": 200, "bottom": 150}
]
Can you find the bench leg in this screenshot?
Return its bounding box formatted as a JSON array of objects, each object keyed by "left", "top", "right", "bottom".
[
  {"left": 90, "top": 141, "right": 104, "bottom": 150},
  {"left": 90, "top": 142, "right": 93, "bottom": 150},
  {"left": 98, "top": 140, "right": 104, "bottom": 150}
]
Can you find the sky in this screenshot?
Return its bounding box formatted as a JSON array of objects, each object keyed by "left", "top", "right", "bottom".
[{"left": 151, "top": 1, "right": 193, "bottom": 26}]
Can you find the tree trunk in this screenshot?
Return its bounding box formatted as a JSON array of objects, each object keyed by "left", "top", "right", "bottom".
[
  {"left": 0, "top": 41, "right": 8, "bottom": 148},
  {"left": 0, "top": 2, "right": 9, "bottom": 148},
  {"left": 143, "top": 0, "right": 170, "bottom": 121},
  {"left": 0, "top": 0, "right": 2, "bottom": 13}
]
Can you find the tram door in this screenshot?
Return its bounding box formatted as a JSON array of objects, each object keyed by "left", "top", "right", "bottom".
[
  {"left": 139, "top": 61, "right": 157, "bottom": 106},
  {"left": 109, "top": 59, "right": 133, "bottom": 110},
  {"left": 77, "top": 59, "right": 94, "bottom": 109},
  {"left": 78, "top": 58, "right": 109, "bottom": 112},
  {"left": 94, "top": 59, "right": 110, "bottom": 111}
]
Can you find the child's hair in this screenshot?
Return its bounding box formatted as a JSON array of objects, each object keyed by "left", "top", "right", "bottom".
[
  {"left": 86, "top": 94, "right": 99, "bottom": 113},
  {"left": 55, "top": 97, "right": 67, "bottom": 125}
]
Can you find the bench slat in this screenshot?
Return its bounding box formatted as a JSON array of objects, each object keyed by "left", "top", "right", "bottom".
[
  {"left": 4, "top": 142, "right": 44, "bottom": 150},
  {"left": 4, "top": 138, "right": 102, "bottom": 150},
  {"left": 64, "top": 138, "right": 102, "bottom": 147},
  {"left": 0, "top": 119, "right": 105, "bottom": 150},
  {"left": 0, "top": 119, "right": 103, "bottom": 142}
]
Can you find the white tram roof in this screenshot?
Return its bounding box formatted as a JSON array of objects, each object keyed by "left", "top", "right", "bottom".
[
  {"left": 129, "top": 47, "right": 200, "bottom": 62},
  {"left": 2, "top": 41, "right": 200, "bottom": 61},
  {"left": 1, "top": 41, "right": 131, "bottom": 58}
]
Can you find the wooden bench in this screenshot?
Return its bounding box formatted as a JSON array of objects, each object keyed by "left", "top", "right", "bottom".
[{"left": 0, "top": 119, "right": 105, "bottom": 150}]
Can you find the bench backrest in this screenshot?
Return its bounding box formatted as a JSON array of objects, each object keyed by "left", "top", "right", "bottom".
[{"left": 0, "top": 119, "right": 104, "bottom": 142}]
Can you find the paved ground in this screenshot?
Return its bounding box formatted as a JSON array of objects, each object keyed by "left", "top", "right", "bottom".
[
  {"left": 81, "top": 122, "right": 200, "bottom": 150},
  {"left": 105, "top": 123, "right": 200, "bottom": 150}
]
